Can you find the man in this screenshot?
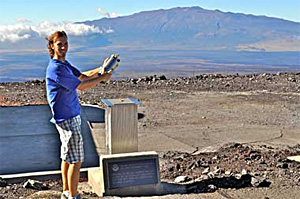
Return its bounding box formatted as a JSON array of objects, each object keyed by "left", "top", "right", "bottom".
[{"left": 46, "top": 31, "right": 111, "bottom": 199}]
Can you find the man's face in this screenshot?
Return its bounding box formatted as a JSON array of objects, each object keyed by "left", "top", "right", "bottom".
[{"left": 51, "top": 36, "right": 68, "bottom": 60}]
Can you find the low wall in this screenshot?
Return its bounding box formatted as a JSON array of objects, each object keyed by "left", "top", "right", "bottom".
[{"left": 0, "top": 104, "right": 105, "bottom": 175}]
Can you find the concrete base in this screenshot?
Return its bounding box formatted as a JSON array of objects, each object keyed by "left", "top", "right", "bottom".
[
  {"left": 88, "top": 167, "right": 104, "bottom": 196},
  {"left": 88, "top": 167, "right": 187, "bottom": 197}
]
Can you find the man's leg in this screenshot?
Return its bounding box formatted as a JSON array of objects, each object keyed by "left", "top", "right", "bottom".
[
  {"left": 56, "top": 116, "right": 83, "bottom": 198},
  {"left": 61, "top": 161, "right": 70, "bottom": 191},
  {"left": 68, "top": 161, "right": 82, "bottom": 197}
]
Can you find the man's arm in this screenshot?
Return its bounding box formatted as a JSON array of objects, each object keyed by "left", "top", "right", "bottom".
[
  {"left": 80, "top": 67, "right": 102, "bottom": 78},
  {"left": 80, "top": 57, "right": 109, "bottom": 78},
  {"left": 77, "top": 68, "right": 111, "bottom": 91},
  {"left": 76, "top": 57, "right": 111, "bottom": 91}
]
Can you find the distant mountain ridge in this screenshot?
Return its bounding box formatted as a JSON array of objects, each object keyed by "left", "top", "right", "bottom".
[
  {"left": 82, "top": 6, "right": 300, "bottom": 51},
  {"left": 0, "top": 6, "right": 299, "bottom": 52},
  {"left": 1, "top": 7, "right": 299, "bottom": 82}
]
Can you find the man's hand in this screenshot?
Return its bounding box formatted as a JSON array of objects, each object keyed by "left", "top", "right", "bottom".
[
  {"left": 98, "top": 57, "right": 111, "bottom": 76},
  {"left": 104, "top": 57, "right": 109, "bottom": 64},
  {"left": 99, "top": 72, "right": 112, "bottom": 82}
]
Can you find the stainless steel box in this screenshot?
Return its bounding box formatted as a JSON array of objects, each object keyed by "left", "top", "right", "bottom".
[{"left": 101, "top": 98, "right": 140, "bottom": 154}]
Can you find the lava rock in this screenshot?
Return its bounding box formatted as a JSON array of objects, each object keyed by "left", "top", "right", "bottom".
[
  {"left": 251, "top": 176, "right": 271, "bottom": 188},
  {"left": 23, "top": 179, "right": 49, "bottom": 190},
  {"left": 0, "top": 178, "right": 8, "bottom": 187},
  {"left": 174, "top": 175, "right": 189, "bottom": 183}
]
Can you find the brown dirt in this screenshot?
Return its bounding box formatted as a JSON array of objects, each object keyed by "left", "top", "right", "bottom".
[{"left": 0, "top": 72, "right": 299, "bottom": 199}]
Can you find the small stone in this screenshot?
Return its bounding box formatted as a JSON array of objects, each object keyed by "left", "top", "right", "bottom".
[
  {"left": 23, "top": 179, "right": 49, "bottom": 190},
  {"left": 167, "top": 165, "right": 174, "bottom": 172},
  {"left": 277, "top": 163, "right": 289, "bottom": 169},
  {"left": 188, "top": 161, "right": 195, "bottom": 170},
  {"left": 288, "top": 77, "right": 296, "bottom": 82},
  {"left": 176, "top": 163, "right": 181, "bottom": 170},
  {"left": 212, "top": 155, "right": 219, "bottom": 160},
  {"left": 202, "top": 167, "right": 210, "bottom": 174},
  {"left": 260, "top": 160, "right": 266, "bottom": 164},
  {"left": 0, "top": 178, "right": 8, "bottom": 187},
  {"left": 207, "top": 172, "right": 215, "bottom": 178},
  {"left": 251, "top": 176, "right": 271, "bottom": 188},
  {"left": 206, "top": 184, "right": 218, "bottom": 192},
  {"left": 241, "top": 169, "right": 248, "bottom": 175},
  {"left": 174, "top": 175, "right": 189, "bottom": 183},
  {"left": 225, "top": 170, "right": 232, "bottom": 175},
  {"left": 235, "top": 174, "right": 242, "bottom": 179},
  {"left": 159, "top": 75, "right": 167, "bottom": 80},
  {"left": 214, "top": 168, "right": 221, "bottom": 174}
]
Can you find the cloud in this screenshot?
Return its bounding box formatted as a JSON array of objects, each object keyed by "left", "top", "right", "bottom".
[
  {"left": 110, "top": 12, "right": 121, "bottom": 18},
  {"left": 97, "top": 7, "right": 121, "bottom": 18},
  {"left": 0, "top": 24, "right": 33, "bottom": 42},
  {"left": 0, "top": 21, "right": 114, "bottom": 43},
  {"left": 97, "top": 7, "right": 110, "bottom": 18},
  {"left": 16, "top": 17, "right": 32, "bottom": 24}
]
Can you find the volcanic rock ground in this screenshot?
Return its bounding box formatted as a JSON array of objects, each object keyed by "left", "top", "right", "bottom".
[{"left": 0, "top": 72, "right": 299, "bottom": 199}]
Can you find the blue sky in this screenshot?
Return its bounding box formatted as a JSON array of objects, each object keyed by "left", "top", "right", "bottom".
[{"left": 0, "top": 0, "right": 300, "bottom": 25}]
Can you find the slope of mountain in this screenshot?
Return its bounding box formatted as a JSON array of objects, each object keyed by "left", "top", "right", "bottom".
[{"left": 83, "top": 6, "right": 300, "bottom": 51}]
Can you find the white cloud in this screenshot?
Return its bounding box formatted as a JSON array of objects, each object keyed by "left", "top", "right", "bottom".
[
  {"left": 0, "top": 21, "right": 114, "bottom": 43},
  {"left": 33, "top": 21, "right": 104, "bottom": 37},
  {"left": 110, "top": 12, "right": 121, "bottom": 18},
  {"left": 97, "top": 7, "right": 121, "bottom": 18},
  {"left": 0, "top": 24, "right": 33, "bottom": 42},
  {"left": 16, "top": 17, "right": 32, "bottom": 24},
  {"left": 97, "top": 7, "right": 110, "bottom": 18}
]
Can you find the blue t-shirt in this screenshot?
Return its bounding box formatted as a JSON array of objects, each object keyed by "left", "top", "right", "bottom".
[{"left": 46, "top": 59, "right": 82, "bottom": 124}]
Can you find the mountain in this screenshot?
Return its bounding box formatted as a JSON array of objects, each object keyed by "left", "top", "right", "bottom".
[{"left": 82, "top": 6, "right": 300, "bottom": 51}]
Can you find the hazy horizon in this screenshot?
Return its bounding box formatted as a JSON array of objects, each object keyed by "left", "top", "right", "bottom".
[{"left": 1, "top": 49, "right": 299, "bottom": 82}]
